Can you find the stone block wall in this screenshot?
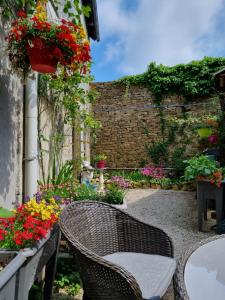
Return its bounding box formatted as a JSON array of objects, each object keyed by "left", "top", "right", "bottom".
[{"left": 91, "top": 82, "right": 219, "bottom": 168}]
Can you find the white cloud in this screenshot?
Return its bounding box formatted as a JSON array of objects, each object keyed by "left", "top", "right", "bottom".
[{"left": 96, "top": 0, "right": 225, "bottom": 76}]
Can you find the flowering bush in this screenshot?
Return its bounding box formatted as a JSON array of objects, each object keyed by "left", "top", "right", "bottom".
[
  {"left": 141, "top": 166, "right": 165, "bottom": 179},
  {"left": 0, "top": 198, "right": 60, "bottom": 249},
  {"left": 110, "top": 176, "right": 131, "bottom": 189},
  {"left": 6, "top": 11, "right": 91, "bottom": 74},
  {"left": 37, "top": 183, "right": 74, "bottom": 205}
]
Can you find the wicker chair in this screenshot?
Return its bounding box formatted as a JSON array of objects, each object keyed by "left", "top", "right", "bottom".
[{"left": 59, "top": 201, "right": 176, "bottom": 300}]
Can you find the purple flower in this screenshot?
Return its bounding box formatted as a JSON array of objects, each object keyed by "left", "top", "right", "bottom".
[
  {"left": 54, "top": 195, "right": 61, "bottom": 201},
  {"left": 111, "top": 176, "right": 131, "bottom": 189},
  {"left": 24, "top": 195, "right": 30, "bottom": 203},
  {"left": 35, "top": 192, "right": 42, "bottom": 203}
]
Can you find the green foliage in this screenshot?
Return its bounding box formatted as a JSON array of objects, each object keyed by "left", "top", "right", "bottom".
[
  {"left": 74, "top": 183, "right": 124, "bottom": 205},
  {"left": 0, "top": 0, "right": 90, "bottom": 24},
  {"left": 118, "top": 57, "right": 225, "bottom": 102},
  {"left": 103, "top": 184, "right": 124, "bottom": 205},
  {"left": 170, "top": 146, "right": 188, "bottom": 177},
  {"left": 0, "top": 207, "right": 14, "bottom": 218},
  {"left": 54, "top": 258, "right": 82, "bottom": 296},
  {"left": 147, "top": 141, "right": 169, "bottom": 165},
  {"left": 106, "top": 170, "right": 146, "bottom": 182},
  {"left": 40, "top": 72, "right": 101, "bottom": 128},
  {"left": 38, "top": 160, "right": 74, "bottom": 186},
  {"left": 94, "top": 154, "right": 107, "bottom": 162},
  {"left": 74, "top": 184, "right": 101, "bottom": 201},
  {"left": 184, "top": 155, "right": 218, "bottom": 181}
]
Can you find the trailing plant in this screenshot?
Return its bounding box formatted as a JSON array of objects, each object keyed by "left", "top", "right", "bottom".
[
  {"left": 0, "top": 0, "right": 91, "bottom": 23},
  {"left": 7, "top": 11, "right": 91, "bottom": 76},
  {"left": 118, "top": 57, "right": 225, "bottom": 103}
]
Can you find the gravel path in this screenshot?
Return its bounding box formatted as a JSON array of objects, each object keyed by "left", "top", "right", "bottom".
[{"left": 125, "top": 189, "right": 214, "bottom": 259}]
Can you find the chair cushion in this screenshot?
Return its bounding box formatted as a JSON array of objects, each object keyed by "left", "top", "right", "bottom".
[{"left": 103, "top": 252, "right": 176, "bottom": 300}]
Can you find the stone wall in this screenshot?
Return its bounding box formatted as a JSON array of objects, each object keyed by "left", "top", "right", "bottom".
[{"left": 91, "top": 82, "right": 219, "bottom": 168}]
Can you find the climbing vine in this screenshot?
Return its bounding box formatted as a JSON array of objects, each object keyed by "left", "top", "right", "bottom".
[
  {"left": 118, "top": 57, "right": 225, "bottom": 103},
  {"left": 0, "top": 0, "right": 91, "bottom": 23}
]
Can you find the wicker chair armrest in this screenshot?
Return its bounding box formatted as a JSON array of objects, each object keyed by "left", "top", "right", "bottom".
[{"left": 117, "top": 212, "right": 173, "bottom": 257}]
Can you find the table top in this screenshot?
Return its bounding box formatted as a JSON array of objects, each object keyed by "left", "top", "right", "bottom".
[{"left": 184, "top": 237, "right": 225, "bottom": 300}]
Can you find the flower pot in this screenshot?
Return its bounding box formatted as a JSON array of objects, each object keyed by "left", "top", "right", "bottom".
[
  {"left": 208, "top": 134, "right": 218, "bottom": 144},
  {"left": 96, "top": 160, "right": 106, "bottom": 169},
  {"left": 26, "top": 38, "right": 58, "bottom": 73},
  {"left": 197, "top": 127, "right": 212, "bottom": 138}
]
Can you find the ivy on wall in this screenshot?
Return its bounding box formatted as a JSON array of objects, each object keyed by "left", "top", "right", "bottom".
[
  {"left": 118, "top": 57, "right": 225, "bottom": 103},
  {"left": 117, "top": 57, "right": 225, "bottom": 170},
  {"left": 0, "top": 0, "right": 91, "bottom": 23}
]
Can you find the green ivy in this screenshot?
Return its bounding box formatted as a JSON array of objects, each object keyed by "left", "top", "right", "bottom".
[
  {"left": 0, "top": 0, "right": 91, "bottom": 23},
  {"left": 118, "top": 57, "right": 225, "bottom": 102}
]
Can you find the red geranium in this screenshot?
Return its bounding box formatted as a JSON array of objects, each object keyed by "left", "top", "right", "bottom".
[
  {"left": 7, "top": 13, "right": 91, "bottom": 75},
  {"left": 0, "top": 203, "right": 58, "bottom": 250}
]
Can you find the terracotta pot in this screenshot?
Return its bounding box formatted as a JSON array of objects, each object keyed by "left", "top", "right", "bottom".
[
  {"left": 96, "top": 160, "right": 106, "bottom": 169},
  {"left": 26, "top": 38, "right": 58, "bottom": 73}
]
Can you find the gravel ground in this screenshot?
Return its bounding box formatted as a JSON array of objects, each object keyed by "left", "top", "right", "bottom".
[
  {"left": 125, "top": 188, "right": 214, "bottom": 259},
  {"left": 55, "top": 189, "right": 216, "bottom": 300}
]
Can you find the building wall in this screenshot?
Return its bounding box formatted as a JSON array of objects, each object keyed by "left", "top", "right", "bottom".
[
  {"left": 92, "top": 82, "right": 219, "bottom": 168},
  {"left": 0, "top": 19, "right": 24, "bottom": 208}
]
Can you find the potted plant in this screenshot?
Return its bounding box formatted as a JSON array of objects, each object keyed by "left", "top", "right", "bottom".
[
  {"left": 195, "top": 124, "right": 212, "bottom": 138},
  {"left": 184, "top": 155, "right": 224, "bottom": 187},
  {"left": 94, "top": 154, "right": 107, "bottom": 169},
  {"left": 6, "top": 10, "right": 91, "bottom": 75}
]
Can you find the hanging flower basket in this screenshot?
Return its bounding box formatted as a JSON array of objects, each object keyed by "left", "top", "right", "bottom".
[
  {"left": 96, "top": 160, "right": 106, "bottom": 169},
  {"left": 197, "top": 127, "right": 212, "bottom": 138},
  {"left": 6, "top": 11, "right": 91, "bottom": 75},
  {"left": 26, "top": 38, "right": 59, "bottom": 73}
]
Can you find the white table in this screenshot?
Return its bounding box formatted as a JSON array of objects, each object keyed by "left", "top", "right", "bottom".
[{"left": 184, "top": 237, "right": 225, "bottom": 300}]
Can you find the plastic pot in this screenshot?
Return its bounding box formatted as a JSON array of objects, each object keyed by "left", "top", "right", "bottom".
[
  {"left": 26, "top": 38, "right": 58, "bottom": 74},
  {"left": 197, "top": 127, "right": 212, "bottom": 138},
  {"left": 96, "top": 160, "right": 106, "bottom": 169}
]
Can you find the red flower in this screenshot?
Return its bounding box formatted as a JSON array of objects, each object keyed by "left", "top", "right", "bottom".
[
  {"left": 52, "top": 47, "right": 62, "bottom": 58},
  {"left": 17, "top": 10, "right": 27, "bottom": 18}
]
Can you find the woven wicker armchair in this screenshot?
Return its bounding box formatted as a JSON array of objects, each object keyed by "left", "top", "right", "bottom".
[{"left": 59, "top": 201, "right": 176, "bottom": 300}]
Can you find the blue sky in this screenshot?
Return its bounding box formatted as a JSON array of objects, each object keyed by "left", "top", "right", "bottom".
[{"left": 91, "top": 0, "right": 225, "bottom": 82}]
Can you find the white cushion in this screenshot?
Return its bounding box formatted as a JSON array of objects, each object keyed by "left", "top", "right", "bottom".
[{"left": 103, "top": 252, "right": 176, "bottom": 300}]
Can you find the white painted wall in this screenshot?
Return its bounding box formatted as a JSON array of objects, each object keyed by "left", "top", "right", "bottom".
[{"left": 0, "top": 18, "right": 24, "bottom": 208}]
